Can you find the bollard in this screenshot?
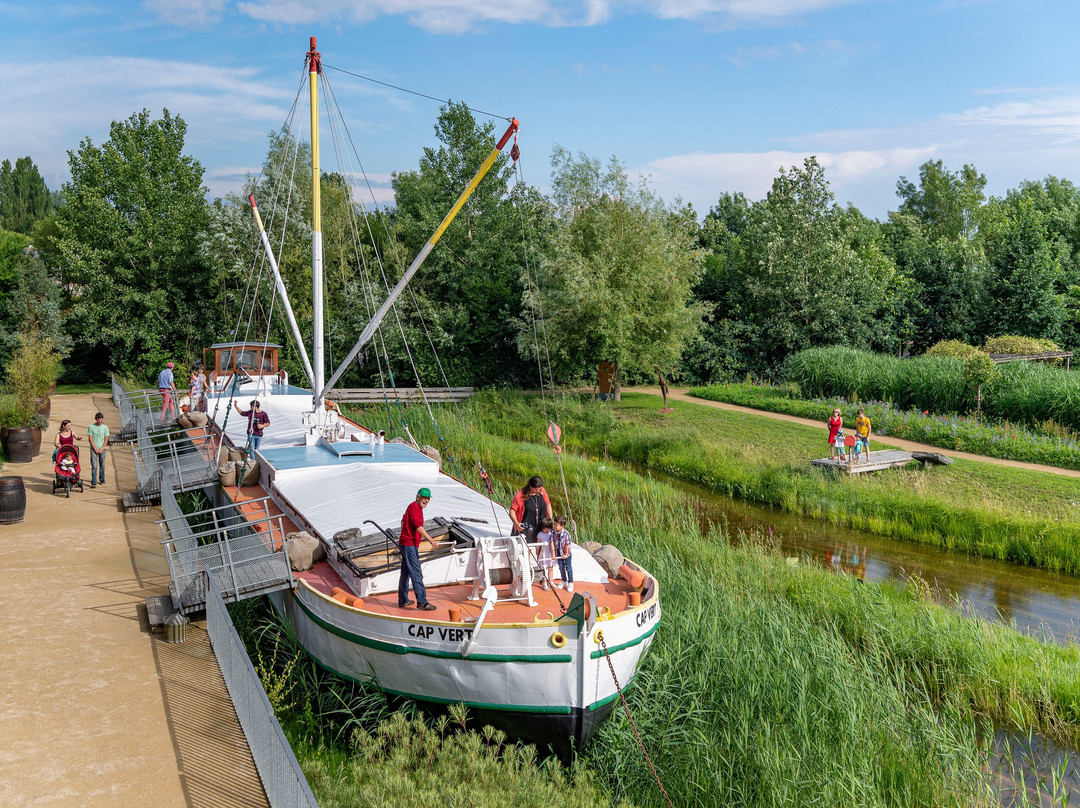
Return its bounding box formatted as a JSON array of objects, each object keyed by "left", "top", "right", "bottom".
[{"left": 163, "top": 610, "right": 189, "bottom": 644}]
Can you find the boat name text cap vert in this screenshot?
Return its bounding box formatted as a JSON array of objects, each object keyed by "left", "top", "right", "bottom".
[{"left": 418, "top": 487, "right": 432, "bottom": 498}]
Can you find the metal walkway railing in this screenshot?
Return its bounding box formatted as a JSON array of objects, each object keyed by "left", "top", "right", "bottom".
[
  {"left": 159, "top": 481, "right": 295, "bottom": 614},
  {"left": 111, "top": 377, "right": 179, "bottom": 439},
  {"left": 204, "top": 574, "right": 319, "bottom": 808},
  {"left": 131, "top": 418, "right": 222, "bottom": 499}
]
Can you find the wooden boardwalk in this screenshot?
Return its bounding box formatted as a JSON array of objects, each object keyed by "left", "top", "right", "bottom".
[{"left": 811, "top": 449, "right": 919, "bottom": 475}]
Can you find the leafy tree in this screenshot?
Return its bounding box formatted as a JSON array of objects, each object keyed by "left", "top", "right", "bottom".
[
  {"left": 389, "top": 102, "right": 542, "bottom": 388},
  {"left": 42, "top": 109, "right": 213, "bottom": 379},
  {"left": 699, "top": 191, "right": 750, "bottom": 251},
  {"left": 896, "top": 160, "right": 986, "bottom": 244},
  {"left": 0, "top": 228, "right": 29, "bottom": 312},
  {"left": 982, "top": 198, "right": 1066, "bottom": 340},
  {"left": 731, "top": 157, "right": 896, "bottom": 370},
  {"left": 0, "top": 157, "right": 51, "bottom": 235},
  {"left": 0, "top": 247, "right": 71, "bottom": 369},
  {"left": 522, "top": 146, "right": 704, "bottom": 391},
  {"left": 881, "top": 212, "right": 986, "bottom": 351}
]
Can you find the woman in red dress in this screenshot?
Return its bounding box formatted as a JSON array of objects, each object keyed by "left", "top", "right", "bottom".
[{"left": 827, "top": 408, "right": 843, "bottom": 459}]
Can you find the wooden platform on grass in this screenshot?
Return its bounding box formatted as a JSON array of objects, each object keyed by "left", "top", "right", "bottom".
[{"left": 811, "top": 450, "right": 918, "bottom": 475}]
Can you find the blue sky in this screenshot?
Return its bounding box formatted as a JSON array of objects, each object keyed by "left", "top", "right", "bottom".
[{"left": 2, "top": 1, "right": 1079, "bottom": 219}]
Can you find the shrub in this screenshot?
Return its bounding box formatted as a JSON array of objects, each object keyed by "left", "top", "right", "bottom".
[
  {"left": 984, "top": 335, "right": 1063, "bottom": 359},
  {"left": 924, "top": 340, "right": 984, "bottom": 360},
  {"left": 5, "top": 326, "right": 62, "bottom": 422}
]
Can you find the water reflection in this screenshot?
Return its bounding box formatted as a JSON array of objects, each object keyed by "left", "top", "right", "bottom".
[{"left": 656, "top": 473, "right": 1080, "bottom": 646}]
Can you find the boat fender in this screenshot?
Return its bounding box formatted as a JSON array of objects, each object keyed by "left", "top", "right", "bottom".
[
  {"left": 551, "top": 632, "right": 567, "bottom": 648},
  {"left": 332, "top": 592, "right": 350, "bottom": 604},
  {"left": 628, "top": 591, "right": 642, "bottom": 607},
  {"left": 618, "top": 564, "right": 646, "bottom": 589},
  {"left": 593, "top": 629, "right": 605, "bottom": 645},
  {"left": 347, "top": 596, "right": 364, "bottom": 609},
  {"left": 330, "top": 586, "right": 345, "bottom": 598},
  {"left": 534, "top": 611, "right": 555, "bottom": 623}
]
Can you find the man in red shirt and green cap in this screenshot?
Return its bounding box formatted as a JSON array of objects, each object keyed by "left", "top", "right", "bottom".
[{"left": 399, "top": 487, "right": 437, "bottom": 611}]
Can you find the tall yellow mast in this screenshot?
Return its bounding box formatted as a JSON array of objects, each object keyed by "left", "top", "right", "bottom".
[{"left": 307, "top": 37, "right": 325, "bottom": 405}]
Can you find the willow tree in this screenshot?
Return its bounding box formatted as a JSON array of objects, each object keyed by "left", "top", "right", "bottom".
[{"left": 521, "top": 147, "right": 704, "bottom": 394}]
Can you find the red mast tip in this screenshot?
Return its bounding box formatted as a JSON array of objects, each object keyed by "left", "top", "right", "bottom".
[{"left": 307, "top": 37, "right": 322, "bottom": 74}]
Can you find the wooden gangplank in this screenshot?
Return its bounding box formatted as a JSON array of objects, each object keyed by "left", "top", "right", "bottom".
[
  {"left": 333, "top": 387, "right": 475, "bottom": 404},
  {"left": 812, "top": 449, "right": 920, "bottom": 475}
]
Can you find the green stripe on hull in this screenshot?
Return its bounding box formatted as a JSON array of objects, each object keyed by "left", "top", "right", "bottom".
[
  {"left": 294, "top": 591, "right": 573, "bottom": 663},
  {"left": 295, "top": 638, "right": 620, "bottom": 715},
  {"left": 589, "top": 621, "right": 660, "bottom": 658}
]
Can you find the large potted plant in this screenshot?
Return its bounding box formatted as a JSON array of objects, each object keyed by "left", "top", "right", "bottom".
[{"left": 1, "top": 327, "right": 61, "bottom": 461}]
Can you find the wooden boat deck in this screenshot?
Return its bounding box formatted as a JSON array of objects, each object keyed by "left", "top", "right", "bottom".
[
  {"left": 296, "top": 563, "right": 635, "bottom": 624},
  {"left": 228, "top": 481, "right": 639, "bottom": 622}
]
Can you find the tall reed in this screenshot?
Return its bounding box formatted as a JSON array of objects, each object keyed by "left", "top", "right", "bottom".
[
  {"left": 785, "top": 346, "right": 1080, "bottom": 432},
  {"left": 248, "top": 398, "right": 1080, "bottom": 807}
]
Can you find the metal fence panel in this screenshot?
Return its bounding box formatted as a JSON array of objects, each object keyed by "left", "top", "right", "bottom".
[
  {"left": 132, "top": 420, "right": 221, "bottom": 498},
  {"left": 205, "top": 574, "right": 319, "bottom": 808},
  {"left": 158, "top": 475, "right": 293, "bottom": 612}
]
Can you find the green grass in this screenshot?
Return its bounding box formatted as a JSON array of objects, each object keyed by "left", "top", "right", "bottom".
[
  {"left": 386, "top": 390, "right": 1080, "bottom": 575},
  {"left": 54, "top": 383, "right": 112, "bottom": 395},
  {"left": 690, "top": 382, "right": 1080, "bottom": 471},
  {"left": 242, "top": 409, "right": 1080, "bottom": 807}
]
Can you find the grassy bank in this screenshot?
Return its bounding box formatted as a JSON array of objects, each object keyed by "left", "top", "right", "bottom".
[
  {"left": 390, "top": 390, "right": 1080, "bottom": 576},
  {"left": 691, "top": 381, "right": 1080, "bottom": 471},
  {"left": 240, "top": 417, "right": 1080, "bottom": 807}
]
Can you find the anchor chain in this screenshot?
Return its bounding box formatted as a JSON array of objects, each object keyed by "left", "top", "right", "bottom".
[{"left": 599, "top": 634, "right": 674, "bottom": 808}]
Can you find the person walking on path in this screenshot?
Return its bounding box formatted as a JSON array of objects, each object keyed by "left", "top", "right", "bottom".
[
  {"left": 399, "top": 488, "right": 437, "bottom": 611},
  {"left": 158, "top": 362, "right": 177, "bottom": 423},
  {"left": 53, "top": 419, "right": 83, "bottom": 461},
  {"left": 827, "top": 408, "right": 843, "bottom": 460},
  {"left": 510, "top": 475, "right": 552, "bottom": 542},
  {"left": 87, "top": 412, "right": 109, "bottom": 488},
  {"left": 233, "top": 399, "right": 270, "bottom": 450}
]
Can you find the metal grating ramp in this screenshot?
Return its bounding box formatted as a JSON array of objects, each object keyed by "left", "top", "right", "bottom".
[
  {"left": 132, "top": 419, "right": 222, "bottom": 500},
  {"left": 159, "top": 479, "right": 295, "bottom": 614}
]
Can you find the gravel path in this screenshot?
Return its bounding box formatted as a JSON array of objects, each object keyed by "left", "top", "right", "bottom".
[{"left": 0, "top": 394, "right": 268, "bottom": 808}]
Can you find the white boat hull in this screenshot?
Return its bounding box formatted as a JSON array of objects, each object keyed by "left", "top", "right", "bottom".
[{"left": 273, "top": 578, "right": 660, "bottom": 750}]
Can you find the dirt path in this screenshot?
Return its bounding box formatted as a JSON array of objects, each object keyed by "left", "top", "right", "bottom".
[
  {"left": 631, "top": 387, "right": 1080, "bottom": 480},
  {"left": 0, "top": 394, "right": 268, "bottom": 808}
]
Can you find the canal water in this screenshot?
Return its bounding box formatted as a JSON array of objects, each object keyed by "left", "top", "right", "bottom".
[
  {"left": 655, "top": 471, "right": 1080, "bottom": 645},
  {"left": 651, "top": 469, "right": 1080, "bottom": 802}
]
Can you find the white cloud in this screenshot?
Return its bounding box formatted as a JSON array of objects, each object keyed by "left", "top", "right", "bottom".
[
  {"left": 946, "top": 91, "right": 1080, "bottom": 144},
  {"left": 635, "top": 147, "right": 937, "bottom": 212},
  {"left": 141, "top": 0, "right": 227, "bottom": 27},
  {"left": 227, "top": 0, "right": 863, "bottom": 33},
  {"left": 0, "top": 56, "right": 291, "bottom": 193}
]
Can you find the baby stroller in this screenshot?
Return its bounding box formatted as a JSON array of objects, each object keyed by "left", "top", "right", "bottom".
[{"left": 53, "top": 444, "right": 84, "bottom": 497}]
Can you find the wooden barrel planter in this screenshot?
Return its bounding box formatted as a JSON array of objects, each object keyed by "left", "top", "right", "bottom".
[
  {"left": 0, "top": 477, "right": 26, "bottom": 524},
  {"left": 34, "top": 396, "right": 51, "bottom": 421},
  {"left": 4, "top": 428, "right": 36, "bottom": 464}
]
